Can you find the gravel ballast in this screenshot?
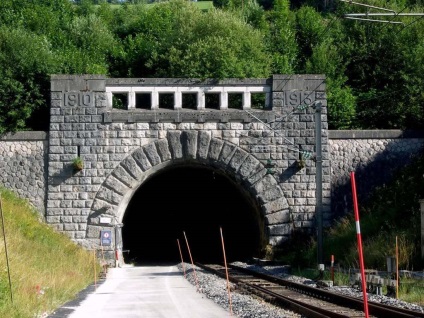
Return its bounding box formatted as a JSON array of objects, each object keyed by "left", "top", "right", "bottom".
[
  {"left": 178, "top": 262, "right": 424, "bottom": 317},
  {"left": 177, "top": 263, "right": 300, "bottom": 318}
]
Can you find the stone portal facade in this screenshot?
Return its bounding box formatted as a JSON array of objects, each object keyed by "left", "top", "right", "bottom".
[
  {"left": 1, "top": 75, "right": 423, "bottom": 264},
  {"left": 46, "top": 74, "right": 329, "bottom": 259}
]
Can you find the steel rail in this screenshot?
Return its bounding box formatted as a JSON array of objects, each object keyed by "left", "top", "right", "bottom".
[
  {"left": 196, "top": 263, "right": 336, "bottom": 318},
  {"left": 228, "top": 264, "right": 424, "bottom": 318}
]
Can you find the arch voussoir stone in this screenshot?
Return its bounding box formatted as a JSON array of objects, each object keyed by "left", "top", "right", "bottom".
[
  {"left": 181, "top": 130, "right": 198, "bottom": 159},
  {"left": 265, "top": 210, "right": 290, "bottom": 225},
  {"left": 219, "top": 142, "right": 237, "bottom": 165},
  {"left": 257, "top": 185, "right": 284, "bottom": 204},
  {"left": 167, "top": 131, "right": 183, "bottom": 159},
  {"left": 112, "top": 165, "right": 138, "bottom": 188},
  {"left": 238, "top": 155, "right": 261, "bottom": 178},
  {"left": 155, "top": 139, "right": 171, "bottom": 162},
  {"left": 197, "top": 131, "right": 211, "bottom": 160},
  {"left": 91, "top": 198, "right": 116, "bottom": 216},
  {"left": 96, "top": 187, "right": 122, "bottom": 206},
  {"left": 88, "top": 136, "right": 290, "bottom": 250},
  {"left": 132, "top": 148, "right": 152, "bottom": 171},
  {"left": 268, "top": 223, "right": 293, "bottom": 237},
  {"left": 121, "top": 156, "right": 143, "bottom": 181},
  {"left": 262, "top": 197, "right": 289, "bottom": 214},
  {"left": 228, "top": 148, "right": 249, "bottom": 172},
  {"left": 208, "top": 138, "right": 224, "bottom": 161},
  {"left": 143, "top": 143, "right": 161, "bottom": 166},
  {"left": 246, "top": 167, "right": 267, "bottom": 186},
  {"left": 104, "top": 176, "right": 128, "bottom": 196},
  {"left": 252, "top": 174, "right": 278, "bottom": 195}
]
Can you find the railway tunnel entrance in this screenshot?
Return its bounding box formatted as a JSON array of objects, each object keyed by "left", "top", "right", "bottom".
[{"left": 122, "top": 165, "right": 264, "bottom": 265}]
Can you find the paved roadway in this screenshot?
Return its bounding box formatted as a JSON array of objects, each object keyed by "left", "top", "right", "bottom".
[{"left": 49, "top": 265, "right": 231, "bottom": 318}]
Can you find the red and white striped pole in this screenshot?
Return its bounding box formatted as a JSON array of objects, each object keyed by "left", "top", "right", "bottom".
[
  {"left": 331, "top": 255, "right": 334, "bottom": 284},
  {"left": 350, "top": 172, "right": 369, "bottom": 318}
]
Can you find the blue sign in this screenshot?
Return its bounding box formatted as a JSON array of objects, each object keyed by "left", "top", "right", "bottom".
[{"left": 100, "top": 230, "right": 112, "bottom": 246}]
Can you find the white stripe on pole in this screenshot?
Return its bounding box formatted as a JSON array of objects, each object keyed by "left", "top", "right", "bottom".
[{"left": 356, "top": 221, "right": 361, "bottom": 234}]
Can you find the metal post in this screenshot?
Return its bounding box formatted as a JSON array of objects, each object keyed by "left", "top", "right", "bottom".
[
  {"left": 114, "top": 223, "right": 124, "bottom": 267},
  {"left": 420, "top": 199, "right": 424, "bottom": 259},
  {"left": 313, "top": 101, "right": 323, "bottom": 267},
  {"left": 0, "top": 194, "right": 13, "bottom": 303}
]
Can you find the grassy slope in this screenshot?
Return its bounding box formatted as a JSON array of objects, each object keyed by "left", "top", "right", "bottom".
[
  {"left": 324, "top": 150, "right": 424, "bottom": 270},
  {"left": 0, "top": 188, "right": 97, "bottom": 318},
  {"left": 278, "top": 150, "right": 424, "bottom": 270},
  {"left": 277, "top": 151, "right": 424, "bottom": 304}
]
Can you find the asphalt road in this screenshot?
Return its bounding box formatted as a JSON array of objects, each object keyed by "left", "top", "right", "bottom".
[{"left": 48, "top": 265, "right": 230, "bottom": 318}]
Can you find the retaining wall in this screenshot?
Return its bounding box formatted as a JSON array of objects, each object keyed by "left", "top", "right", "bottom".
[
  {"left": 329, "top": 130, "right": 424, "bottom": 218},
  {"left": 0, "top": 132, "right": 48, "bottom": 213},
  {"left": 1, "top": 130, "right": 422, "bottom": 224}
]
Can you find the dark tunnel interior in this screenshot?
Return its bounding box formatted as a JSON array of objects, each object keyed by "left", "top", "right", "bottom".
[{"left": 122, "top": 165, "right": 264, "bottom": 265}]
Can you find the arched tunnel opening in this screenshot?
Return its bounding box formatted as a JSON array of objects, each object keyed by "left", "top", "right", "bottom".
[{"left": 122, "top": 165, "right": 265, "bottom": 265}]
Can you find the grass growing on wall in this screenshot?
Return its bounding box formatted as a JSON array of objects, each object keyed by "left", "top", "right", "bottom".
[{"left": 0, "top": 187, "right": 98, "bottom": 318}]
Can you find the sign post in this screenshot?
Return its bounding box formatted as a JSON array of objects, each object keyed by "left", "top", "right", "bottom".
[{"left": 100, "top": 230, "right": 112, "bottom": 247}]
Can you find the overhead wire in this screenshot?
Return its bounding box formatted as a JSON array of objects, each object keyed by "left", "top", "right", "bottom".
[
  {"left": 273, "top": 11, "right": 344, "bottom": 125},
  {"left": 342, "top": 1, "right": 424, "bottom": 110},
  {"left": 247, "top": 7, "right": 345, "bottom": 157},
  {"left": 396, "top": 15, "right": 424, "bottom": 35}
]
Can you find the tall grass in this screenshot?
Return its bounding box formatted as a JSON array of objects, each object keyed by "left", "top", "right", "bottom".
[
  {"left": 275, "top": 151, "right": 424, "bottom": 305},
  {"left": 323, "top": 151, "right": 424, "bottom": 270},
  {"left": 0, "top": 188, "right": 98, "bottom": 318}
]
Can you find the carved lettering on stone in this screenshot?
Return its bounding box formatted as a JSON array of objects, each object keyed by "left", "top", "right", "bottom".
[
  {"left": 282, "top": 91, "right": 314, "bottom": 107},
  {"left": 64, "top": 92, "right": 94, "bottom": 107}
]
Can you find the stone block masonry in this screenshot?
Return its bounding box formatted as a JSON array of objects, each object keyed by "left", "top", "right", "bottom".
[
  {"left": 330, "top": 130, "right": 424, "bottom": 217},
  {"left": 46, "top": 74, "right": 329, "bottom": 259},
  {"left": 0, "top": 132, "right": 47, "bottom": 213},
  {"left": 1, "top": 74, "right": 423, "bottom": 266}
]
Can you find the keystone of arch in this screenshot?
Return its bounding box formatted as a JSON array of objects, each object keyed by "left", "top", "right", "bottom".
[{"left": 86, "top": 130, "right": 291, "bottom": 243}]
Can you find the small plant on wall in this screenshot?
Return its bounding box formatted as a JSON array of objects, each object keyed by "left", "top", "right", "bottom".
[{"left": 72, "top": 157, "right": 84, "bottom": 172}]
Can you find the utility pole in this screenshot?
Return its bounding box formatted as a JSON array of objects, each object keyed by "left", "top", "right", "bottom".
[{"left": 313, "top": 102, "right": 323, "bottom": 268}]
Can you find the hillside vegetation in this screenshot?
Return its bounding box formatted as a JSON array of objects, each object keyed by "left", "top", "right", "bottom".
[
  {"left": 0, "top": 188, "right": 97, "bottom": 318},
  {"left": 1, "top": 0, "right": 424, "bottom": 133},
  {"left": 278, "top": 150, "right": 424, "bottom": 271}
]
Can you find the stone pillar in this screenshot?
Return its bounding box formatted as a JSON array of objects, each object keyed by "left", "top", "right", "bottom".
[
  {"left": 271, "top": 75, "right": 330, "bottom": 230},
  {"left": 151, "top": 91, "right": 159, "bottom": 109},
  {"left": 242, "top": 91, "right": 251, "bottom": 110},
  {"left": 174, "top": 91, "right": 182, "bottom": 109},
  {"left": 420, "top": 199, "right": 424, "bottom": 259},
  {"left": 48, "top": 75, "right": 107, "bottom": 243},
  {"left": 220, "top": 90, "right": 228, "bottom": 110}
]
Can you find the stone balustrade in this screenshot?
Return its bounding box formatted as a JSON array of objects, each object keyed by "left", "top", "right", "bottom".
[{"left": 105, "top": 83, "right": 272, "bottom": 110}]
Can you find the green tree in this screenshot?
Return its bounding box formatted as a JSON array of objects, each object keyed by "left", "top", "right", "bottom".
[
  {"left": 0, "top": 27, "right": 55, "bottom": 133},
  {"left": 55, "top": 14, "right": 118, "bottom": 74},
  {"left": 295, "top": 6, "right": 355, "bottom": 128},
  {"left": 266, "top": 0, "right": 298, "bottom": 74},
  {"left": 112, "top": 0, "right": 270, "bottom": 78}
]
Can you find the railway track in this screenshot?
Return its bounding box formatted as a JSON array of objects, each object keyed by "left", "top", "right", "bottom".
[{"left": 196, "top": 263, "right": 424, "bottom": 318}]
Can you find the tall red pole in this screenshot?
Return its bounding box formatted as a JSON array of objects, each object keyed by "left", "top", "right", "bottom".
[
  {"left": 220, "top": 227, "right": 233, "bottom": 316},
  {"left": 350, "top": 172, "right": 369, "bottom": 318},
  {"left": 177, "top": 239, "right": 186, "bottom": 278},
  {"left": 183, "top": 231, "right": 199, "bottom": 292}
]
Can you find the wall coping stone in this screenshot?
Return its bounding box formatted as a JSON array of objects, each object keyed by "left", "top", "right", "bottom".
[
  {"left": 329, "top": 130, "right": 424, "bottom": 139},
  {"left": 0, "top": 131, "right": 48, "bottom": 141},
  {"left": 106, "top": 78, "right": 271, "bottom": 86}
]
